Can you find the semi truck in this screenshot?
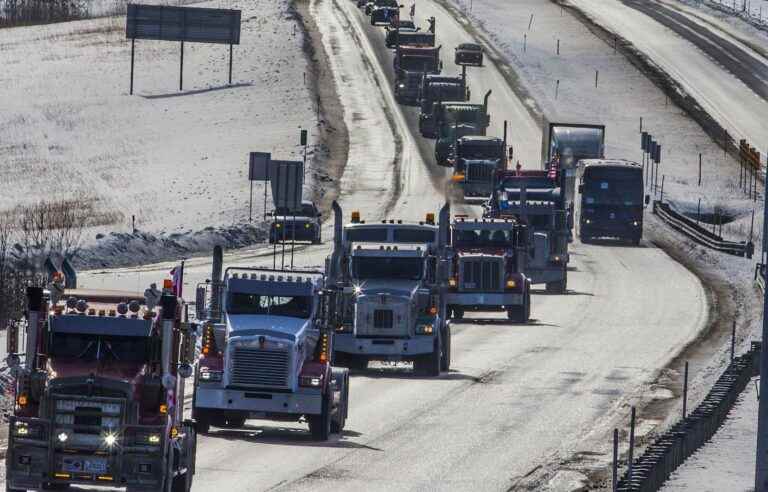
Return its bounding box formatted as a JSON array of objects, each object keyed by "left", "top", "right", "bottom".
[
  {"left": 434, "top": 91, "right": 492, "bottom": 166},
  {"left": 446, "top": 215, "right": 531, "bottom": 323},
  {"left": 450, "top": 121, "right": 509, "bottom": 201},
  {"left": 418, "top": 71, "right": 469, "bottom": 138},
  {"left": 542, "top": 122, "right": 606, "bottom": 206},
  {"left": 192, "top": 248, "right": 350, "bottom": 441},
  {"left": 6, "top": 263, "right": 197, "bottom": 492},
  {"left": 326, "top": 202, "right": 451, "bottom": 376},
  {"left": 394, "top": 45, "right": 442, "bottom": 105},
  {"left": 485, "top": 163, "right": 572, "bottom": 293},
  {"left": 578, "top": 159, "right": 649, "bottom": 245}
]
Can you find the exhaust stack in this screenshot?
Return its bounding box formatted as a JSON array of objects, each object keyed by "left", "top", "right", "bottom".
[
  {"left": 62, "top": 258, "right": 77, "bottom": 289},
  {"left": 210, "top": 245, "right": 223, "bottom": 322}
]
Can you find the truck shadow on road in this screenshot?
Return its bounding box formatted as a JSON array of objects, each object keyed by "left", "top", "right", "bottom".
[
  {"left": 351, "top": 366, "right": 478, "bottom": 382},
  {"left": 531, "top": 289, "right": 594, "bottom": 297},
  {"left": 203, "top": 426, "right": 382, "bottom": 450},
  {"left": 450, "top": 318, "right": 558, "bottom": 327}
]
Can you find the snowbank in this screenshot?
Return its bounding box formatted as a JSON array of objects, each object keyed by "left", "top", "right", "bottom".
[{"left": 0, "top": 0, "right": 319, "bottom": 250}]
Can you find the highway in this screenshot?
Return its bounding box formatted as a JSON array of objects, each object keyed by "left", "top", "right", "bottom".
[{"left": 75, "top": 0, "right": 708, "bottom": 489}]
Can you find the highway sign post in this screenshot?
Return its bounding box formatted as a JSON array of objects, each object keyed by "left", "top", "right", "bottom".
[
  {"left": 126, "top": 4, "right": 241, "bottom": 94},
  {"left": 248, "top": 152, "right": 271, "bottom": 222}
]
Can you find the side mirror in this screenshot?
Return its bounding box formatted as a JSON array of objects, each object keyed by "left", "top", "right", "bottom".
[
  {"left": 578, "top": 184, "right": 584, "bottom": 194},
  {"left": 645, "top": 194, "right": 651, "bottom": 205},
  {"left": 178, "top": 363, "right": 193, "bottom": 379}
]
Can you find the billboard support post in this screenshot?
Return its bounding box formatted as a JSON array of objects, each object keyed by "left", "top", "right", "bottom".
[
  {"left": 229, "top": 44, "right": 233, "bottom": 85},
  {"left": 180, "top": 41, "right": 184, "bottom": 91},
  {"left": 249, "top": 180, "right": 253, "bottom": 223},
  {"left": 130, "top": 38, "right": 136, "bottom": 95}
]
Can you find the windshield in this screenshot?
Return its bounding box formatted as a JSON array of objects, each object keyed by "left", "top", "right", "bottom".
[
  {"left": 50, "top": 333, "right": 150, "bottom": 363},
  {"left": 459, "top": 143, "right": 501, "bottom": 159},
  {"left": 274, "top": 204, "right": 315, "bottom": 217},
  {"left": 454, "top": 228, "right": 516, "bottom": 247},
  {"left": 444, "top": 108, "right": 482, "bottom": 124},
  {"left": 352, "top": 257, "right": 424, "bottom": 280},
  {"left": 583, "top": 168, "right": 643, "bottom": 206},
  {"left": 228, "top": 293, "right": 312, "bottom": 318},
  {"left": 400, "top": 57, "right": 438, "bottom": 72}
]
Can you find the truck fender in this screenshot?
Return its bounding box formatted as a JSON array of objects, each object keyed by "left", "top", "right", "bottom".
[{"left": 330, "top": 367, "right": 350, "bottom": 420}]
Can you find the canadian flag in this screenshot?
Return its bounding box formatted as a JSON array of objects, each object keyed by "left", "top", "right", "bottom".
[{"left": 169, "top": 261, "right": 184, "bottom": 298}]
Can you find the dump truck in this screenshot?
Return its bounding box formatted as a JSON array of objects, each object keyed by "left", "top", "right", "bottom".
[
  {"left": 394, "top": 45, "right": 442, "bottom": 105},
  {"left": 192, "top": 248, "right": 349, "bottom": 441},
  {"left": 484, "top": 162, "right": 572, "bottom": 293},
  {"left": 5, "top": 262, "right": 197, "bottom": 492},
  {"left": 418, "top": 71, "right": 469, "bottom": 138},
  {"left": 325, "top": 202, "right": 452, "bottom": 376},
  {"left": 434, "top": 90, "right": 492, "bottom": 166},
  {"left": 450, "top": 121, "right": 509, "bottom": 201},
  {"left": 446, "top": 214, "right": 531, "bottom": 322}
]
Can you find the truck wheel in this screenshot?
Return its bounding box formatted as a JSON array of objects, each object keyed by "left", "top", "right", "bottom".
[
  {"left": 451, "top": 307, "right": 465, "bottom": 320},
  {"left": 193, "top": 408, "right": 211, "bottom": 434},
  {"left": 331, "top": 369, "right": 349, "bottom": 434},
  {"left": 440, "top": 324, "right": 451, "bottom": 372},
  {"left": 545, "top": 279, "right": 566, "bottom": 294},
  {"left": 171, "top": 465, "right": 192, "bottom": 492},
  {"left": 223, "top": 414, "right": 247, "bottom": 429},
  {"left": 414, "top": 339, "right": 441, "bottom": 377},
  {"left": 309, "top": 391, "right": 332, "bottom": 441}
]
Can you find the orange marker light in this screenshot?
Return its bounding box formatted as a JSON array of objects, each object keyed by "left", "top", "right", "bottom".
[
  {"left": 163, "top": 279, "right": 174, "bottom": 290},
  {"left": 159, "top": 404, "right": 168, "bottom": 415},
  {"left": 17, "top": 394, "right": 28, "bottom": 406}
]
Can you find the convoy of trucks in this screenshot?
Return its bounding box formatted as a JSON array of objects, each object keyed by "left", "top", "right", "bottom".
[{"left": 1, "top": 5, "right": 653, "bottom": 490}]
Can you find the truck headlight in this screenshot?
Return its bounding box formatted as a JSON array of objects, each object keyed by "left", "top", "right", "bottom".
[
  {"left": 505, "top": 279, "right": 517, "bottom": 289},
  {"left": 57, "top": 432, "right": 69, "bottom": 443},
  {"left": 304, "top": 223, "right": 311, "bottom": 229},
  {"left": 200, "top": 369, "right": 223, "bottom": 382},
  {"left": 585, "top": 219, "right": 591, "bottom": 224},
  {"left": 448, "top": 277, "right": 457, "bottom": 288},
  {"left": 103, "top": 432, "right": 118, "bottom": 448},
  {"left": 632, "top": 220, "right": 640, "bottom": 227},
  {"left": 13, "top": 421, "right": 43, "bottom": 439},
  {"left": 398, "top": 83, "right": 405, "bottom": 88},
  {"left": 147, "top": 434, "right": 161, "bottom": 444},
  {"left": 416, "top": 324, "right": 433, "bottom": 335},
  {"left": 299, "top": 375, "right": 323, "bottom": 387}
]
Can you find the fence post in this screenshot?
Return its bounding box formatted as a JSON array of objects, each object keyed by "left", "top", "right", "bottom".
[
  {"left": 698, "top": 153, "right": 702, "bottom": 186},
  {"left": 628, "top": 406, "right": 636, "bottom": 482},
  {"left": 612, "top": 428, "right": 619, "bottom": 492},
  {"left": 683, "top": 361, "right": 689, "bottom": 418}
]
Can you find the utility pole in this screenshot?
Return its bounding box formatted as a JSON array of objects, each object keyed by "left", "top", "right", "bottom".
[{"left": 756, "top": 163, "right": 768, "bottom": 491}]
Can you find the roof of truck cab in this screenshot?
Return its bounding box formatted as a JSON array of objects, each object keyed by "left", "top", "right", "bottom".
[
  {"left": 457, "top": 43, "right": 482, "bottom": 50},
  {"left": 61, "top": 289, "right": 145, "bottom": 304},
  {"left": 580, "top": 159, "right": 641, "bottom": 169},
  {"left": 459, "top": 135, "right": 501, "bottom": 143}
]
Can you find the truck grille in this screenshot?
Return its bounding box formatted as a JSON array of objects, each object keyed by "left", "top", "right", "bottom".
[
  {"left": 466, "top": 162, "right": 493, "bottom": 182},
  {"left": 461, "top": 258, "right": 502, "bottom": 291},
  {"left": 373, "top": 309, "right": 394, "bottom": 329},
  {"left": 231, "top": 347, "right": 290, "bottom": 388}
]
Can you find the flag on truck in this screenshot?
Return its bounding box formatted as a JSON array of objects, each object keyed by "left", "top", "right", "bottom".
[{"left": 169, "top": 261, "right": 184, "bottom": 298}]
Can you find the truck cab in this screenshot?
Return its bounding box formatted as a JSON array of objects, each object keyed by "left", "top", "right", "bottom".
[
  {"left": 446, "top": 216, "right": 531, "bottom": 322},
  {"left": 450, "top": 123, "right": 508, "bottom": 201},
  {"left": 485, "top": 168, "right": 572, "bottom": 293},
  {"left": 192, "top": 257, "right": 349, "bottom": 441},
  {"left": 434, "top": 92, "right": 491, "bottom": 166},
  {"left": 6, "top": 267, "right": 197, "bottom": 492},
  {"left": 394, "top": 45, "right": 442, "bottom": 105},
  {"left": 418, "top": 73, "right": 469, "bottom": 138},
  {"left": 326, "top": 203, "right": 451, "bottom": 376}
]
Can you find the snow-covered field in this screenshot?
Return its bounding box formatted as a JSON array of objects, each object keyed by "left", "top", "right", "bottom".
[
  {"left": 0, "top": 0, "right": 319, "bottom": 255},
  {"left": 661, "top": 378, "right": 759, "bottom": 492}
]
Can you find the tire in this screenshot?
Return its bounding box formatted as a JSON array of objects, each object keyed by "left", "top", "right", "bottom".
[
  {"left": 414, "top": 339, "right": 441, "bottom": 377},
  {"left": 451, "top": 307, "right": 464, "bottom": 320},
  {"left": 508, "top": 290, "right": 531, "bottom": 323},
  {"left": 193, "top": 407, "right": 211, "bottom": 435},
  {"left": 331, "top": 370, "right": 349, "bottom": 434},
  {"left": 580, "top": 234, "right": 590, "bottom": 244},
  {"left": 308, "top": 390, "right": 332, "bottom": 441},
  {"left": 440, "top": 324, "right": 451, "bottom": 372},
  {"left": 223, "top": 414, "right": 247, "bottom": 429},
  {"left": 545, "top": 278, "right": 566, "bottom": 294}
]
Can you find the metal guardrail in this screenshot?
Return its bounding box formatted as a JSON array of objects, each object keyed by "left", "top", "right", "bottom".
[
  {"left": 653, "top": 200, "right": 754, "bottom": 258},
  {"left": 616, "top": 341, "right": 761, "bottom": 491}
]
